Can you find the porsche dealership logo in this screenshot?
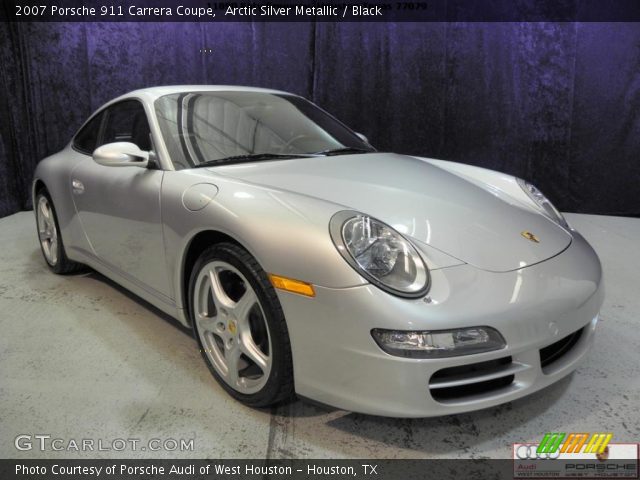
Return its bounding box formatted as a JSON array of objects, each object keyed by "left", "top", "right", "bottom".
[
  {"left": 537, "top": 432, "right": 613, "bottom": 455},
  {"left": 521, "top": 231, "right": 540, "bottom": 243}
]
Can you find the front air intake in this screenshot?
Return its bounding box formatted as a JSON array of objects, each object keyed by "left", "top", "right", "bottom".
[
  {"left": 429, "top": 356, "right": 523, "bottom": 402},
  {"left": 540, "top": 327, "right": 584, "bottom": 370}
]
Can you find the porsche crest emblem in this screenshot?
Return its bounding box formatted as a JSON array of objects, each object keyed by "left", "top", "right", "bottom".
[{"left": 521, "top": 231, "right": 540, "bottom": 243}]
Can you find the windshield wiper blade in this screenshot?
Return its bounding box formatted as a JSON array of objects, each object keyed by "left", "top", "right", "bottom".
[
  {"left": 194, "top": 153, "right": 312, "bottom": 168},
  {"left": 313, "top": 147, "right": 372, "bottom": 156}
]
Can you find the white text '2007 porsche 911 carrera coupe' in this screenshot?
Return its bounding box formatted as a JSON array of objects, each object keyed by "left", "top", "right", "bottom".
[{"left": 33, "top": 86, "right": 603, "bottom": 417}]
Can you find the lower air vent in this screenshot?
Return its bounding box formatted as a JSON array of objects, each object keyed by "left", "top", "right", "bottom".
[
  {"left": 540, "top": 327, "right": 584, "bottom": 370},
  {"left": 429, "top": 356, "right": 521, "bottom": 402},
  {"left": 432, "top": 375, "right": 515, "bottom": 401}
]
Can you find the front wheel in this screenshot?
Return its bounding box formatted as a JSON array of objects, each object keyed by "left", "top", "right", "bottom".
[{"left": 189, "top": 243, "right": 294, "bottom": 407}]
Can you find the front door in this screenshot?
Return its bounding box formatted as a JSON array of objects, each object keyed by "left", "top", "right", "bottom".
[{"left": 71, "top": 100, "right": 171, "bottom": 301}]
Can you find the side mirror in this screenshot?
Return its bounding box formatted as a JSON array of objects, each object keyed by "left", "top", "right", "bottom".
[
  {"left": 355, "top": 132, "right": 369, "bottom": 144},
  {"left": 92, "top": 142, "right": 149, "bottom": 168}
]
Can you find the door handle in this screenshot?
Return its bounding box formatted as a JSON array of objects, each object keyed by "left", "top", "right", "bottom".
[{"left": 72, "top": 179, "right": 85, "bottom": 194}]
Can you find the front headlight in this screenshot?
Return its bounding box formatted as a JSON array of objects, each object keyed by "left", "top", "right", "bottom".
[
  {"left": 329, "top": 211, "right": 429, "bottom": 297},
  {"left": 517, "top": 178, "right": 569, "bottom": 228}
]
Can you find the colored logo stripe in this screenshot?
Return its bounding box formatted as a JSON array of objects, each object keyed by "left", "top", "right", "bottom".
[
  {"left": 584, "top": 433, "right": 613, "bottom": 454},
  {"left": 537, "top": 433, "right": 565, "bottom": 454},
  {"left": 560, "top": 433, "right": 589, "bottom": 453}
]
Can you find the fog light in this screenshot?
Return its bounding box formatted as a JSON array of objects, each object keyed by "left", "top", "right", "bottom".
[{"left": 371, "top": 327, "right": 506, "bottom": 358}]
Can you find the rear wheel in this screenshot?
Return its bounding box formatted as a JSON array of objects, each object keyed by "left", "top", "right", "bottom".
[
  {"left": 189, "top": 243, "right": 294, "bottom": 407},
  {"left": 35, "top": 191, "right": 83, "bottom": 274}
]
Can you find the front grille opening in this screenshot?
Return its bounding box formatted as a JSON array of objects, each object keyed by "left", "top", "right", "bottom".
[
  {"left": 429, "top": 356, "right": 514, "bottom": 402},
  {"left": 431, "top": 375, "right": 515, "bottom": 401},
  {"left": 540, "top": 327, "right": 584, "bottom": 369},
  {"left": 431, "top": 356, "right": 512, "bottom": 382}
]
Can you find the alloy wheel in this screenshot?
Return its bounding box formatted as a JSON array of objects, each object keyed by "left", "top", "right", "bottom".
[{"left": 193, "top": 260, "right": 272, "bottom": 394}]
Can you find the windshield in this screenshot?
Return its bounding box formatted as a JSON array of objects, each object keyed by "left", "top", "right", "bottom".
[{"left": 155, "top": 91, "right": 375, "bottom": 169}]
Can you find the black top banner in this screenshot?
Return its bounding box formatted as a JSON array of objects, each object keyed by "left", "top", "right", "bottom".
[{"left": 4, "top": 0, "right": 640, "bottom": 22}]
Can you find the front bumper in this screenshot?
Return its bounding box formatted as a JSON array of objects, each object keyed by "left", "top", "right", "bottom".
[{"left": 277, "top": 232, "right": 604, "bottom": 417}]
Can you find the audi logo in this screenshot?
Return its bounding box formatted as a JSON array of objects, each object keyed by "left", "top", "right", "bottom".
[{"left": 515, "top": 444, "right": 561, "bottom": 460}]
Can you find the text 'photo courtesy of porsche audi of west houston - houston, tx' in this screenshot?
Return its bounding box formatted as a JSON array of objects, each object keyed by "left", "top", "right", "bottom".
[{"left": 32, "top": 86, "right": 603, "bottom": 417}]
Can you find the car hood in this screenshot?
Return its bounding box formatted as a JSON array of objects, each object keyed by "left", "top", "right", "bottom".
[{"left": 209, "top": 153, "right": 572, "bottom": 272}]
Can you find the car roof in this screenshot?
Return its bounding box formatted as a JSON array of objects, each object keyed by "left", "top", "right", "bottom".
[{"left": 110, "top": 85, "right": 293, "bottom": 105}]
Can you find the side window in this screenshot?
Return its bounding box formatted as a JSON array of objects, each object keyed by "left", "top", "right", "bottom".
[
  {"left": 102, "top": 100, "right": 152, "bottom": 151},
  {"left": 73, "top": 111, "right": 104, "bottom": 154}
]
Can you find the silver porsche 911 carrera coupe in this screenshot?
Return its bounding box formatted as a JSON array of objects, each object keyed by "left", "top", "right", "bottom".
[{"left": 33, "top": 86, "right": 603, "bottom": 417}]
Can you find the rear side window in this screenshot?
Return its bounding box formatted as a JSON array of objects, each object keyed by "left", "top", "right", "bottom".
[
  {"left": 73, "top": 112, "right": 104, "bottom": 154},
  {"left": 102, "top": 100, "right": 152, "bottom": 151}
]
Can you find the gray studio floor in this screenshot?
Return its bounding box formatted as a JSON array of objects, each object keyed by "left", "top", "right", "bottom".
[{"left": 1, "top": 211, "right": 638, "bottom": 459}]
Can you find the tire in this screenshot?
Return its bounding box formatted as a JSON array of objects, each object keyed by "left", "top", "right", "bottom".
[
  {"left": 35, "top": 190, "right": 84, "bottom": 275},
  {"left": 189, "top": 242, "right": 294, "bottom": 407}
]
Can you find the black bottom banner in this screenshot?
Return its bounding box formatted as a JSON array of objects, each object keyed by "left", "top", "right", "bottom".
[{"left": 2, "top": 458, "right": 638, "bottom": 480}]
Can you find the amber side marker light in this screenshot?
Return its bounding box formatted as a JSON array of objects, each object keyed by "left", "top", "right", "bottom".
[{"left": 269, "top": 274, "right": 315, "bottom": 297}]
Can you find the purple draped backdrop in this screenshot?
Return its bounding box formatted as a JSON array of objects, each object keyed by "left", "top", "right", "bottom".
[{"left": 1, "top": 21, "right": 639, "bottom": 217}]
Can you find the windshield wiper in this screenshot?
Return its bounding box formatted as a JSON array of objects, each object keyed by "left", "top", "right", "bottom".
[
  {"left": 194, "top": 148, "right": 372, "bottom": 168},
  {"left": 313, "top": 147, "right": 373, "bottom": 156},
  {"left": 194, "top": 153, "right": 314, "bottom": 168}
]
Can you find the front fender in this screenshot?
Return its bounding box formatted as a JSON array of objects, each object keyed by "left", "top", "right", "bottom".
[{"left": 161, "top": 172, "right": 368, "bottom": 311}]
